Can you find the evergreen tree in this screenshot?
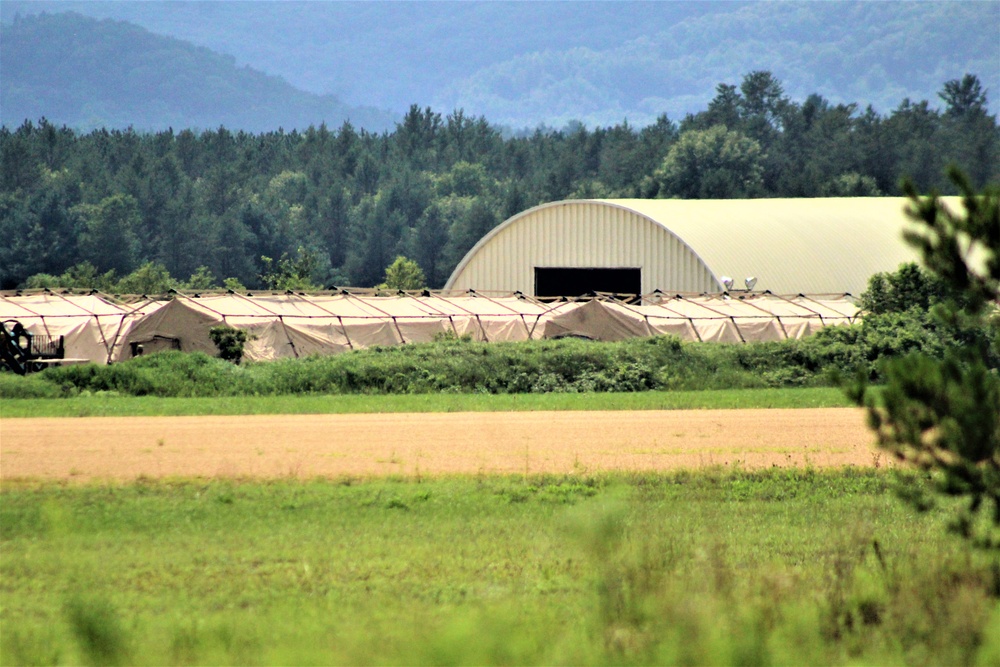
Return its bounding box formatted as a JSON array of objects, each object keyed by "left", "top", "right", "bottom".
[
  {"left": 76, "top": 193, "right": 141, "bottom": 274},
  {"left": 410, "top": 203, "right": 450, "bottom": 288},
  {"left": 344, "top": 196, "right": 407, "bottom": 287},
  {"left": 937, "top": 75, "right": 1000, "bottom": 188},
  {"left": 850, "top": 169, "right": 1000, "bottom": 547},
  {"left": 442, "top": 197, "right": 499, "bottom": 272}
]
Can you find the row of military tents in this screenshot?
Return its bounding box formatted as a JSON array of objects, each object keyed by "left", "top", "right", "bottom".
[{"left": 0, "top": 290, "right": 861, "bottom": 366}]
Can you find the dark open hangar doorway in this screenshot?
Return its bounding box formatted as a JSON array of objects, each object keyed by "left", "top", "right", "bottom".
[{"left": 534, "top": 267, "right": 642, "bottom": 299}]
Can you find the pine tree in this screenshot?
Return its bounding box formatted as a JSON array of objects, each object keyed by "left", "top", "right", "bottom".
[{"left": 850, "top": 168, "right": 999, "bottom": 547}]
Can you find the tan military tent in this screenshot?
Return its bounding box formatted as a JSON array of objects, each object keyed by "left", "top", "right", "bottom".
[
  {"left": 117, "top": 292, "right": 573, "bottom": 362},
  {"left": 540, "top": 293, "right": 858, "bottom": 343},
  {"left": 0, "top": 292, "right": 162, "bottom": 364},
  {"left": 117, "top": 291, "right": 858, "bottom": 361},
  {"left": 3, "top": 291, "right": 860, "bottom": 366}
]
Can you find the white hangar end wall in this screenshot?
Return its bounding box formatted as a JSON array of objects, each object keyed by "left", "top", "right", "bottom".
[{"left": 444, "top": 198, "right": 958, "bottom": 296}]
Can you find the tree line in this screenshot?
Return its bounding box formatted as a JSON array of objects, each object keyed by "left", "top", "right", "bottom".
[{"left": 1, "top": 71, "right": 996, "bottom": 291}]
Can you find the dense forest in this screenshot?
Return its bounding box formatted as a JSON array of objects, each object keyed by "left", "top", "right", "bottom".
[{"left": 1, "top": 71, "right": 997, "bottom": 291}]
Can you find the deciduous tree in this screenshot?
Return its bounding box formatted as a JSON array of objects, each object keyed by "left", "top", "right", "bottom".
[
  {"left": 649, "top": 125, "right": 764, "bottom": 199},
  {"left": 378, "top": 256, "right": 427, "bottom": 291}
]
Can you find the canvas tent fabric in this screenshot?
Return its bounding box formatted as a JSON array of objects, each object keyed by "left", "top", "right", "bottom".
[
  {"left": 115, "top": 292, "right": 858, "bottom": 362},
  {"left": 0, "top": 293, "right": 161, "bottom": 364},
  {"left": 3, "top": 291, "right": 860, "bottom": 365},
  {"left": 117, "top": 293, "right": 570, "bottom": 362},
  {"left": 539, "top": 294, "right": 858, "bottom": 343},
  {"left": 541, "top": 299, "right": 653, "bottom": 341}
]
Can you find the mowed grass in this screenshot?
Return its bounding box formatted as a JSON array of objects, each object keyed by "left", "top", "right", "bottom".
[
  {"left": 0, "top": 386, "right": 854, "bottom": 418},
  {"left": 2, "top": 470, "right": 998, "bottom": 666}
]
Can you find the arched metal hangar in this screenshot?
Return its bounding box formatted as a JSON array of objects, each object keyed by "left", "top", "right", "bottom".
[{"left": 444, "top": 198, "right": 949, "bottom": 296}]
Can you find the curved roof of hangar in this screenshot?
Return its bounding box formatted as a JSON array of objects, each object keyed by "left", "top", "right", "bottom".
[
  {"left": 594, "top": 197, "right": 938, "bottom": 294},
  {"left": 457, "top": 197, "right": 962, "bottom": 295}
]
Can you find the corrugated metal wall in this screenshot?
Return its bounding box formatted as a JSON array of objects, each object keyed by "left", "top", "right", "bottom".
[{"left": 447, "top": 201, "right": 719, "bottom": 295}]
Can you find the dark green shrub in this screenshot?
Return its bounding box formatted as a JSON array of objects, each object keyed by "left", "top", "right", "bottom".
[
  {"left": 0, "top": 371, "right": 74, "bottom": 398},
  {"left": 208, "top": 325, "right": 248, "bottom": 364},
  {"left": 860, "top": 262, "right": 952, "bottom": 314},
  {"left": 42, "top": 352, "right": 244, "bottom": 397}
]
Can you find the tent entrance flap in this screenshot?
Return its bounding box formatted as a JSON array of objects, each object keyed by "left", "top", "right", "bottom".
[
  {"left": 131, "top": 335, "right": 181, "bottom": 357},
  {"left": 534, "top": 267, "right": 641, "bottom": 298}
]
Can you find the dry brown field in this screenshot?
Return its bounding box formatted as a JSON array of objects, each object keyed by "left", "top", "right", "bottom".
[{"left": 0, "top": 408, "right": 884, "bottom": 483}]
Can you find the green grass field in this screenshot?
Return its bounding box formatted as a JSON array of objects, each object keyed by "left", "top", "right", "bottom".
[
  {"left": 0, "top": 386, "right": 854, "bottom": 418},
  {"left": 2, "top": 470, "right": 998, "bottom": 666}
]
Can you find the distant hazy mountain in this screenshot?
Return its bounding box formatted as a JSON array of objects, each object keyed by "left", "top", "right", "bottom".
[
  {"left": 439, "top": 1, "right": 1000, "bottom": 128},
  {"left": 2, "top": 1, "right": 998, "bottom": 131},
  {"left": 0, "top": 11, "right": 398, "bottom": 132}
]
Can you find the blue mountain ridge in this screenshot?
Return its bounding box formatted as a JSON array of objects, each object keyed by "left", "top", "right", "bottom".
[{"left": 2, "top": 1, "right": 997, "bottom": 131}]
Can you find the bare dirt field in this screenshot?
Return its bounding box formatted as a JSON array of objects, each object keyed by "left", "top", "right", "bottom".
[{"left": 0, "top": 408, "right": 886, "bottom": 483}]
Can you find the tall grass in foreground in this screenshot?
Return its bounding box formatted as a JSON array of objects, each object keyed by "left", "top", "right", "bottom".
[{"left": 2, "top": 470, "right": 998, "bottom": 665}]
